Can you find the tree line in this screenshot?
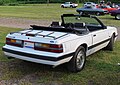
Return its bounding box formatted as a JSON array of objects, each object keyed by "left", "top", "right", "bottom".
[{"left": 0, "top": 0, "right": 119, "bottom": 5}]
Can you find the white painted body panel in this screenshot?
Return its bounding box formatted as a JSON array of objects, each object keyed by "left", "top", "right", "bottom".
[
  {"left": 61, "top": 2, "right": 78, "bottom": 8},
  {"left": 4, "top": 52, "right": 72, "bottom": 66}
]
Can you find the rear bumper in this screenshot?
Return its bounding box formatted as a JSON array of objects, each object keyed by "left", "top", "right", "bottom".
[{"left": 2, "top": 47, "right": 73, "bottom": 66}]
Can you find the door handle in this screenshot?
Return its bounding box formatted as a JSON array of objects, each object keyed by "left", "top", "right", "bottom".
[{"left": 93, "top": 34, "right": 96, "bottom": 37}]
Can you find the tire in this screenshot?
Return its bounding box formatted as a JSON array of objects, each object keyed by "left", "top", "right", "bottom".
[
  {"left": 70, "top": 5, "right": 73, "bottom": 8},
  {"left": 61, "top": 5, "right": 64, "bottom": 8},
  {"left": 104, "top": 35, "right": 115, "bottom": 51},
  {"left": 67, "top": 46, "right": 86, "bottom": 72},
  {"left": 96, "top": 12, "right": 100, "bottom": 16},
  {"left": 79, "top": 11, "right": 83, "bottom": 15},
  {"left": 7, "top": 57, "right": 14, "bottom": 59},
  {"left": 115, "top": 14, "right": 120, "bottom": 20}
]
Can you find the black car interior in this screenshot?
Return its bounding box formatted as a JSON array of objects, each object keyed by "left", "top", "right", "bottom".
[
  {"left": 50, "top": 21, "right": 104, "bottom": 33},
  {"left": 62, "top": 22, "right": 104, "bottom": 32},
  {"left": 31, "top": 14, "right": 106, "bottom": 35}
]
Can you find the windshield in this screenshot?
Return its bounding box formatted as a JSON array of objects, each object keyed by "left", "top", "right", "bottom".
[
  {"left": 106, "top": 6, "right": 111, "bottom": 8},
  {"left": 63, "top": 15, "right": 102, "bottom": 26},
  {"left": 65, "top": 2, "right": 70, "bottom": 4}
]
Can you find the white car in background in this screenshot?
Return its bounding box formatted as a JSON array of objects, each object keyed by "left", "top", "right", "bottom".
[
  {"left": 2, "top": 14, "right": 118, "bottom": 72},
  {"left": 61, "top": 2, "right": 78, "bottom": 8},
  {"left": 84, "top": 2, "right": 98, "bottom": 7}
]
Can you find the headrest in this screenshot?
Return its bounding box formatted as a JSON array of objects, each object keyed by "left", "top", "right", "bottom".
[{"left": 51, "top": 21, "right": 60, "bottom": 26}]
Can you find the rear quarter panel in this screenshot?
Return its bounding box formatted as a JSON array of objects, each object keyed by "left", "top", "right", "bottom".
[{"left": 62, "top": 33, "right": 92, "bottom": 54}]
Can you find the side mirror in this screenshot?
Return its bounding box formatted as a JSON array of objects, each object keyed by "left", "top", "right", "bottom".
[{"left": 103, "top": 26, "right": 107, "bottom": 29}]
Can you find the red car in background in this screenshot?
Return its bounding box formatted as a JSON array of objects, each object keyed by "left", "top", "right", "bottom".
[{"left": 98, "top": 5, "right": 117, "bottom": 13}]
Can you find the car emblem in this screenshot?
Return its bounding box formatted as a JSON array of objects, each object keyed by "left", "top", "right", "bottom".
[{"left": 50, "top": 41, "right": 54, "bottom": 43}]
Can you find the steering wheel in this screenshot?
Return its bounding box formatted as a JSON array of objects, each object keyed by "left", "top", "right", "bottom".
[{"left": 65, "top": 23, "right": 74, "bottom": 29}]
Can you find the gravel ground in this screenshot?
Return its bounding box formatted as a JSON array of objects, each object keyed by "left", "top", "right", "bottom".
[{"left": 0, "top": 17, "right": 51, "bottom": 29}]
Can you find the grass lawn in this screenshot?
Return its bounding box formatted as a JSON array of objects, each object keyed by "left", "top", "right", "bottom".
[
  {"left": 0, "top": 4, "right": 119, "bottom": 27},
  {"left": 0, "top": 4, "right": 76, "bottom": 20},
  {"left": 0, "top": 27, "right": 120, "bottom": 85}
]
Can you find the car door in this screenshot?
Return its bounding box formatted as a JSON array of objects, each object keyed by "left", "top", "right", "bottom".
[
  {"left": 90, "top": 28, "right": 110, "bottom": 53},
  {"left": 92, "top": 29, "right": 109, "bottom": 45},
  {"left": 65, "top": 2, "right": 70, "bottom": 7},
  {"left": 86, "top": 17, "right": 110, "bottom": 52},
  {"left": 86, "top": 28, "right": 110, "bottom": 56},
  {"left": 87, "top": 19, "right": 110, "bottom": 54}
]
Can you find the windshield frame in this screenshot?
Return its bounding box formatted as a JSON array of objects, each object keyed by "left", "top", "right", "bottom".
[{"left": 61, "top": 14, "right": 106, "bottom": 29}]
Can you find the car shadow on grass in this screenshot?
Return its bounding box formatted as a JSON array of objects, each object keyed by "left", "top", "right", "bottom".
[{"left": 0, "top": 59, "right": 73, "bottom": 85}]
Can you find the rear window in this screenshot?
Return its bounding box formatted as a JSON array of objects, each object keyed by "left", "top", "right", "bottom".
[{"left": 87, "top": 3, "right": 91, "bottom": 4}]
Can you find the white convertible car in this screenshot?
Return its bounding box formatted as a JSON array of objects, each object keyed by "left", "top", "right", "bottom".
[
  {"left": 61, "top": 2, "right": 78, "bottom": 8},
  {"left": 2, "top": 14, "right": 118, "bottom": 72}
]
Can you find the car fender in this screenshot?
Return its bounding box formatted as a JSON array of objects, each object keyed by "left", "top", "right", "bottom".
[
  {"left": 68, "top": 35, "right": 92, "bottom": 54},
  {"left": 107, "top": 26, "right": 118, "bottom": 39}
]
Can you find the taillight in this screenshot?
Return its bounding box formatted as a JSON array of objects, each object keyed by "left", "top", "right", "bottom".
[
  {"left": 6, "top": 38, "right": 23, "bottom": 47},
  {"left": 34, "top": 43, "right": 63, "bottom": 53}
]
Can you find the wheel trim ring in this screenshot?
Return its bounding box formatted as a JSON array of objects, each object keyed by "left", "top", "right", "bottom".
[
  {"left": 80, "top": 12, "right": 83, "bottom": 15},
  {"left": 76, "top": 50, "right": 85, "bottom": 69},
  {"left": 96, "top": 12, "right": 100, "bottom": 16},
  {"left": 116, "top": 14, "right": 120, "bottom": 19}
]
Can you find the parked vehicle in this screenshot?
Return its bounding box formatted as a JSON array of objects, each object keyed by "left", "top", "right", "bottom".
[
  {"left": 61, "top": 2, "right": 78, "bottom": 8},
  {"left": 84, "top": 2, "right": 98, "bottom": 7},
  {"left": 116, "top": 4, "right": 120, "bottom": 9},
  {"left": 76, "top": 6, "right": 108, "bottom": 16},
  {"left": 117, "top": 4, "right": 120, "bottom": 7},
  {"left": 98, "top": 5, "right": 117, "bottom": 12},
  {"left": 2, "top": 14, "right": 118, "bottom": 72},
  {"left": 110, "top": 9, "right": 120, "bottom": 20}
]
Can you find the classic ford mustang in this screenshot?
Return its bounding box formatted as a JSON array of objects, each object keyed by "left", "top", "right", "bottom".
[
  {"left": 76, "top": 6, "right": 108, "bottom": 16},
  {"left": 2, "top": 14, "right": 118, "bottom": 72}
]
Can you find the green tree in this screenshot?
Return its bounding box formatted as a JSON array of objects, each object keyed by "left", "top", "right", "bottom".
[
  {"left": 47, "top": 0, "right": 49, "bottom": 5},
  {"left": 0, "top": 0, "right": 17, "bottom": 5}
]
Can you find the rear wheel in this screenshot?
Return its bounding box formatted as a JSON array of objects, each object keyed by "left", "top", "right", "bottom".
[
  {"left": 61, "top": 5, "right": 64, "bottom": 8},
  {"left": 70, "top": 5, "right": 73, "bottom": 8},
  {"left": 67, "top": 46, "right": 86, "bottom": 72},
  {"left": 96, "top": 12, "right": 100, "bottom": 16},
  {"left": 115, "top": 14, "right": 120, "bottom": 20},
  {"left": 79, "top": 11, "right": 83, "bottom": 15}
]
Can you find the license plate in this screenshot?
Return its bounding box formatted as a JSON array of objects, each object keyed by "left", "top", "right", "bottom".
[{"left": 24, "top": 41, "right": 34, "bottom": 49}]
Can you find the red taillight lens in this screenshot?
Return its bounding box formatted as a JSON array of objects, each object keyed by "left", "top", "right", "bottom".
[
  {"left": 50, "top": 44, "right": 63, "bottom": 48},
  {"left": 34, "top": 43, "right": 63, "bottom": 53},
  {"left": 6, "top": 38, "right": 23, "bottom": 47}
]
